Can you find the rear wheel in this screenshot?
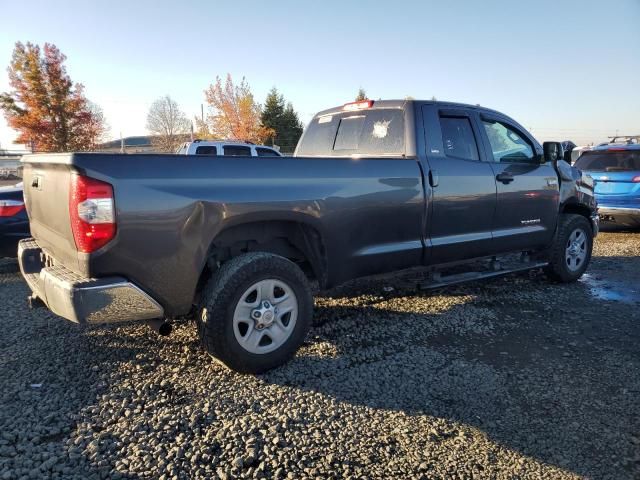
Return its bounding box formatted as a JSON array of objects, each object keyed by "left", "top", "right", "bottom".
[
  {"left": 196, "top": 252, "right": 313, "bottom": 373},
  {"left": 545, "top": 214, "right": 593, "bottom": 282}
]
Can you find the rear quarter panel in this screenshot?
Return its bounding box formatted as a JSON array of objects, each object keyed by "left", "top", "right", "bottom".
[{"left": 73, "top": 154, "right": 424, "bottom": 315}]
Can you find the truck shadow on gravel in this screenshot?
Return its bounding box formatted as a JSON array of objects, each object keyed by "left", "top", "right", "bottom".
[{"left": 263, "top": 261, "right": 640, "bottom": 479}]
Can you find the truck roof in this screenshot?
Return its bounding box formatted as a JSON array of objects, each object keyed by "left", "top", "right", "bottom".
[{"left": 313, "top": 99, "right": 506, "bottom": 118}]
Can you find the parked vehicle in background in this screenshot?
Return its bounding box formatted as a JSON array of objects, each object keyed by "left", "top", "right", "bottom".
[
  {"left": 561, "top": 140, "right": 576, "bottom": 163},
  {"left": 0, "top": 182, "right": 29, "bottom": 257},
  {"left": 575, "top": 137, "right": 640, "bottom": 228},
  {"left": 176, "top": 140, "right": 282, "bottom": 157},
  {"left": 0, "top": 156, "right": 24, "bottom": 186},
  {"left": 569, "top": 145, "right": 594, "bottom": 164},
  {"left": 18, "top": 99, "right": 598, "bottom": 373}
]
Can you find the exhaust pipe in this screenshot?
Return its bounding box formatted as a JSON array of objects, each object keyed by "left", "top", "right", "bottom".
[
  {"left": 147, "top": 319, "right": 172, "bottom": 336},
  {"left": 27, "top": 294, "right": 46, "bottom": 310}
]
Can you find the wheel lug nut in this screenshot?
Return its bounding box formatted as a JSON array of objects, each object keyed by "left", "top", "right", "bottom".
[
  {"left": 252, "top": 311, "right": 261, "bottom": 319},
  {"left": 263, "top": 301, "right": 270, "bottom": 308}
]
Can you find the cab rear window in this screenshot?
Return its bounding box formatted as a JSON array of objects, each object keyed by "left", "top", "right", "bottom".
[
  {"left": 575, "top": 151, "right": 640, "bottom": 172},
  {"left": 297, "top": 109, "right": 404, "bottom": 157}
]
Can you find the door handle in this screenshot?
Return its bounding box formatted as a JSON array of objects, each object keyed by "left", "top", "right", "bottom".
[
  {"left": 429, "top": 170, "right": 439, "bottom": 187},
  {"left": 496, "top": 172, "right": 514, "bottom": 184}
]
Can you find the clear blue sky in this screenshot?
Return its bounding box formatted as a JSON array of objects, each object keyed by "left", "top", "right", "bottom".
[{"left": 0, "top": 0, "right": 638, "bottom": 148}]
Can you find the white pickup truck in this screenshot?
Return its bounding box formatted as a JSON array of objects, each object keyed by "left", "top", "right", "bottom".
[{"left": 176, "top": 140, "right": 282, "bottom": 157}]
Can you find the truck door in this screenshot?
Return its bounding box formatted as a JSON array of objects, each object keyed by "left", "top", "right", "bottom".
[
  {"left": 421, "top": 105, "right": 497, "bottom": 263},
  {"left": 477, "top": 114, "right": 559, "bottom": 251}
]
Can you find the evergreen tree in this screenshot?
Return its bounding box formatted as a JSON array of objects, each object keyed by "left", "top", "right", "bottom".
[
  {"left": 261, "top": 87, "right": 303, "bottom": 153},
  {"left": 279, "top": 102, "right": 303, "bottom": 152},
  {"left": 355, "top": 88, "right": 368, "bottom": 101},
  {"left": 261, "top": 87, "right": 285, "bottom": 144}
]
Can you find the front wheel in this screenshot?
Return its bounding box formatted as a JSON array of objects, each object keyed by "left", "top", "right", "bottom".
[
  {"left": 545, "top": 214, "right": 594, "bottom": 282},
  {"left": 196, "top": 252, "right": 313, "bottom": 374}
]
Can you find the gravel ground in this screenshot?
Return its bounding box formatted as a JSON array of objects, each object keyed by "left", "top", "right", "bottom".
[{"left": 1, "top": 232, "right": 639, "bottom": 480}]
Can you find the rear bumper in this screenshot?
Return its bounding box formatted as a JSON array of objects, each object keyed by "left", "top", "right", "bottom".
[
  {"left": 590, "top": 212, "right": 599, "bottom": 237},
  {"left": 598, "top": 207, "right": 640, "bottom": 227},
  {"left": 18, "top": 238, "right": 164, "bottom": 324}
]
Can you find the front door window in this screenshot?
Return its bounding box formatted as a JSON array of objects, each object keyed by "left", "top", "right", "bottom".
[{"left": 482, "top": 121, "right": 535, "bottom": 164}]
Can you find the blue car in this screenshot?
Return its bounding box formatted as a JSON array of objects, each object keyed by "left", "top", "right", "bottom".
[
  {"left": 0, "top": 182, "right": 30, "bottom": 257},
  {"left": 574, "top": 140, "right": 640, "bottom": 229}
]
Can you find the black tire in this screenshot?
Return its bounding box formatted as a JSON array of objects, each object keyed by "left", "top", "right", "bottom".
[
  {"left": 196, "top": 252, "right": 313, "bottom": 374},
  {"left": 545, "top": 214, "right": 593, "bottom": 282}
]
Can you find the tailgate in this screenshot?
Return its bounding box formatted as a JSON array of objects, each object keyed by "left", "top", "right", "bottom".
[{"left": 21, "top": 154, "right": 84, "bottom": 273}]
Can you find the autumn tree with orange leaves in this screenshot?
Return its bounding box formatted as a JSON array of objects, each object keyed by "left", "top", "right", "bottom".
[
  {"left": 0, "top": 42, "right": 107, "bottom": 152},
  {"left": 203, "top": 74, "right": 273, "bottom": 143}
]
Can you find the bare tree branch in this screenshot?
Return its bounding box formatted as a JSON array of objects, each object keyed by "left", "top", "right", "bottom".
[{"left": 146, "top": 95, "right": 189, "bottom": 152}]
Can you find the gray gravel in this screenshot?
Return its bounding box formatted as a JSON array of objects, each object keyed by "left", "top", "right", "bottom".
[{"left": 1, "top": 231, "right": 639, "bottom": 479}]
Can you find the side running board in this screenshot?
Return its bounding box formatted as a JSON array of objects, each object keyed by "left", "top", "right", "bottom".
[{"left": 419, "top": 257, "right": 549, "bottom": 290}]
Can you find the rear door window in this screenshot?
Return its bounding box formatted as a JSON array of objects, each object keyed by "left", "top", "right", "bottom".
[
  {"left": 223, "top": 145, "right": 252, "bottom": 156},
  {"left": 574, "top": 151, "right": 640, "bottom": 172},
  {"left": 195, "top": 145, "right": 217, "bottom": 155},
  {"left": 439, "top": 116, "right": 479, "bottom": 161},
  {"left": 256, "top": 147, "right": 280, "bottom": 157}
]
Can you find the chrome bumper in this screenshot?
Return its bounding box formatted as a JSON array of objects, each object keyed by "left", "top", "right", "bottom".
[
  {"left": 18, "top": 238, "right": 163, "bottom": 324},
  {"left": 598, "top": 206, "right": 640, "bottom": 216},
  {"left": 598, "top": 207, "right": 640, "bottom": 227}
]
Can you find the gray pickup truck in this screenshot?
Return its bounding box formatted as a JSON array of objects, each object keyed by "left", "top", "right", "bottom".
[{"left": 18, "top": 99, "right": 598, "bottom": 373}]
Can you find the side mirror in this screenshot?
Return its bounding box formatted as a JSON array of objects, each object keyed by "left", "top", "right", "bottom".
[{"left": 543, "top": 141, "right": 564, "bottom": 163}]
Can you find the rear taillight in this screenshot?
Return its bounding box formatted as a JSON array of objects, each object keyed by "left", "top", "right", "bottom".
[
  {"left": 0, "top": 199, "right": 24, "bottom": 217},
  {"left": 69, "top": 174, "right": 116, "bottom": 253}
]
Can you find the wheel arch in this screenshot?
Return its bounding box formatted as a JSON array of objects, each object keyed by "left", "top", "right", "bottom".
[
  {"left": 195, "top": 219, "right": 328, "bottom": 302},
  {"left": 560, "top": 202, "right": 594, "bottom": 228}
]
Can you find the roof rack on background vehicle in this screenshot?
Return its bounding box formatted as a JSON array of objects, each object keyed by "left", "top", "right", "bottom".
[{"left": 607, "top": 135, "right": 640, "bottom": 144}]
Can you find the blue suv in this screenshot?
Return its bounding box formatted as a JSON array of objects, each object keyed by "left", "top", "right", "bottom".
[{"left": 574, "top": 137, "right": 640, "bottom": 229}]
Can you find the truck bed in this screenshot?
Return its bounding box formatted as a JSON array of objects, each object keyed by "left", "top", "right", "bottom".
[{"left": 21, "top": 153, "right": 425, "bottom": 315}]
